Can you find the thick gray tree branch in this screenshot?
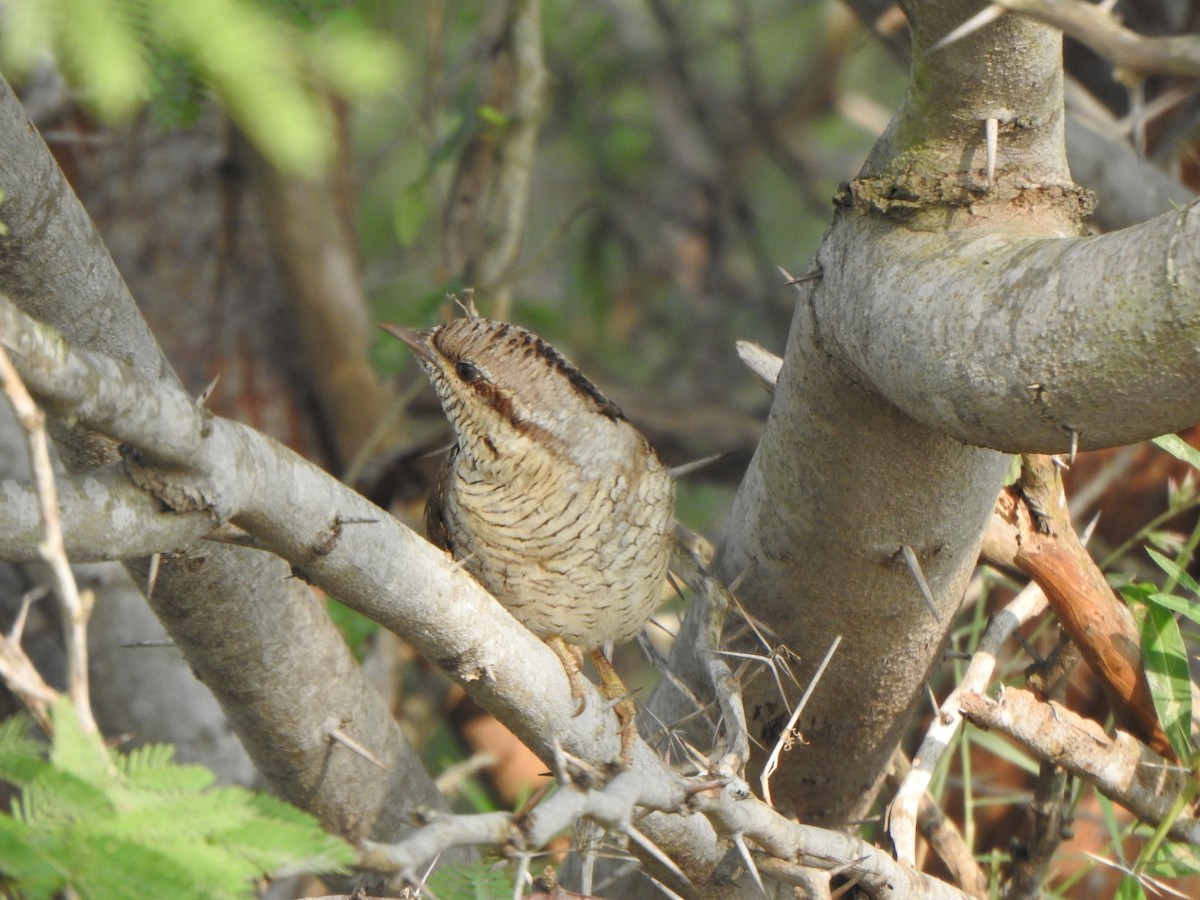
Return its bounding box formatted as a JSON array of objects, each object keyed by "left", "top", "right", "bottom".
[
  {"left": 841, "top": 0, "right": 1199, "bottom": 233},
  {"left": 823, "top": 204, "right": 1200, "bottom": 453},
  {"left": 0, "top": 467, "right": 216, "bottom": 561},
  {"left": 997, "top": 0, "right": 1200, "bottom": 78},
  {"left": 0, "top": 295, "right": 685, "bottom": 860},
  {"left": 0, "top": 71, "right": 262, "bottom": 785},
  {"left": 1063, "top": 116, "right": 1195, "bottom": 233}
]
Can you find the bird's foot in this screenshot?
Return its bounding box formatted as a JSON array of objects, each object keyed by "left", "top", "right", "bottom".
[
  {"left": 590, "top": 648, "right": 637, "bottom": 768},
  {"left": 546, "top": 636, "right": 588, "bottom": 717}
]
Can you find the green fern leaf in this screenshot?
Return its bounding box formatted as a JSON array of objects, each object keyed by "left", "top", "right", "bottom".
[
  {"left": 0, "top": 703, "right": 356, "bottom": 898},
  {"left": 47, "top": 700, "right": 112, "bottom": 788}
]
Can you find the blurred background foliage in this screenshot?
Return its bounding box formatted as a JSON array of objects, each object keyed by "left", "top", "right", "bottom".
[
  {"left": 1, "top": 0, "right": 405, "bottom": 174},
  {"left": 351, "top": 0, "right": 905, "bottom": 533}
]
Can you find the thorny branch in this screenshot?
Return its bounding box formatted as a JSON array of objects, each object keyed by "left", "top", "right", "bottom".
[
  {"left": 959, "top": 687, "right": 1198, "bottom": 844},
  {"left": 984, "top": 455, "right": 1175, "bottom": 759},
  {"left": 885, "top": 752, "right": 986, "bottom": 899},
  {"left": 667, "top": 531, "right": 751, "bottom": 779},
  {"left": 363, "top": 760, "right": 975, "bottom": 900}
]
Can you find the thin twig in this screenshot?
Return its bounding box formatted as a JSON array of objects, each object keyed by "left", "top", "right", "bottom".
[
  {"left": 887, "top": 580, "right": 1047, "bottom": 867},
  {"left": 760, "top": 635, "right": 842, "bottom": 807},
  {"left": 0, "top": 346, "right": 97, "bottom": 733}
]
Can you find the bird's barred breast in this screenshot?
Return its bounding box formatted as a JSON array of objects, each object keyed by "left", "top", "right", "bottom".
[{"left": 446, "top": 461, "right": 673, "bottom": 649}]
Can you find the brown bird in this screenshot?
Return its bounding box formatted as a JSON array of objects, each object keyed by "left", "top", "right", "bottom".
[{"left": 383, "top": 309, "right": 674, "bottom": 762}]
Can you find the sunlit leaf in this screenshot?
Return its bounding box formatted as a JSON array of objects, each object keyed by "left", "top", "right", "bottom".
[
  {"left": 477, "top": 105, "right": 511, "bottom": 128},
  {"left": 305, "top": 14, "right": 407, "bottom": 98},
  {"left": 1145, "top": 548, "right": 1200, "bottom": 596},
  {"left": 1114, "top": 874, "right": 1147, "bottom": 899},
  {"left": 0, "top": 0, "right": 402, "bottom": 176},
  {"left": 1140, "top": 602, "right": 1193, "bottom": 759},
  {"left": 1154, "top": 434, "right": 1200, "bottom": 471},
  {"left": 57, "top": 0, "right": 149, "bottom": 120},
  {"left": 1140, "top": 841, "right": 1200, "bottom": 878},
  {"left": 153, "top": 0, "right": 332, "bottom": 174},
  {"left": 1146, "top": 592, "right": 1200, "bottom": 628}
]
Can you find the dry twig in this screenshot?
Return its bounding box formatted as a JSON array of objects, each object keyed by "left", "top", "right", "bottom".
[
  {"left": 0, "top": 345, "right": 96, "bottom": 733},
  {"left": 960, "top": 687, "right": 1197, "bottom": 843}
]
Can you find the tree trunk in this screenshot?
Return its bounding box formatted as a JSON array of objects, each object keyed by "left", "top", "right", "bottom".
[{"left": 653, "top": 0, "right": 1200, "bottom": 825}]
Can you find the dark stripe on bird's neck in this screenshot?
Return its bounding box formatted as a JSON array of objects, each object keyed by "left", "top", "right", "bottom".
[
  {"left": 457, "top": 375, "right": 563, "bottom": 454},
  {"left": 433, "top": 318, "right": 626, "bottom": 424},
  {"left": 526, "top": 334, "right": 625, "bottom": 422}
]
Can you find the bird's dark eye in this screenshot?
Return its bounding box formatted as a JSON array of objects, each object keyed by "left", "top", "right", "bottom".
[{"left": 455, "top": 360, "right": 482, "bottom": 383}]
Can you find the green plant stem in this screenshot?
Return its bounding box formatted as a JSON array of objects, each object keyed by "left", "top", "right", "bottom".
[{"left": 1100, "top": 496, "right": 1200, "bottom": 571}]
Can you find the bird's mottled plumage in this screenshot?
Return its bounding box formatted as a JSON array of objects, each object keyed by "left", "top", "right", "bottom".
[{"left": 385, "top": 315, "right": 674, "bottom": 650}]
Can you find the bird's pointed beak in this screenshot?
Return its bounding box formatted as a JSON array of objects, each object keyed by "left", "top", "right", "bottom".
[{"left": 380, "top": 323, "right": 435, "bottom": 364}]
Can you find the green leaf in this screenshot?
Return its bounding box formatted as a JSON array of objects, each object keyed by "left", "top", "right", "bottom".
[
  {"left": 119, "top": 744, "right": 214, "bottom": 795},
  {"left": 966, "top": 725, "right": 1039, "bottom": 775},
  {"left": 0, "top": 1, "right": 55, "bottom": 73},
  {"left": 152, "top": 0, "right": 333, "bottom": 175},
  {"left": 47, "top": 699, "right": 111, "bottom": 789},
  {"left": 2, "top": 0, "right": 402, "bottom": 177},
  {"left": 1153, "top": 434, "right": 1200, "bottom": 471},
  {"left": 0, "top": 707, "right": 355, "bottom": 898},
  {"left": 1096, "top": 794, "right": 1127, "bottom": 863},
  {"left": 392, "top": 180, "right": 431, "bottom": 248},
  {"left": 1146, "top": 591, "right": 1200, "bottom": 628},
  {"left": 1119, "top": 582, "right": 1158, "bottom": 606},
  {"left": 477, "top": 104, "right": 511, "bottom": 128},
  {"left": 0, "top": 715, "right": 48, "bottom": 788},
  {"left": 1140, "top": 602, "right": 1193, "bottom": 759},
  {"left": 304, "top": 13, "right": 407, "bottom": 99},
  {"left": 1140, "top": 841, "right": 1200, "bottom": 877},
  {"left": 1114, "top": 874, "right": 1147, "bottom": 900},
  {"left": 64, "top": 828, "right": 219, "bottom": 900},
  {"left": 426, "top": 860, "right": 514, "bottom": 900},
  {"left": 18, "top": 769, "right": 112, "bottom": 824},
  {"left": 57, "top": 0, "right": 149, "bottom": 120},
  {"left": 1145, "top": 547, "right": 1200, "bottom": 596},
  {"left": 0, "top": 815, "right": 66, "bottom": 899}
]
